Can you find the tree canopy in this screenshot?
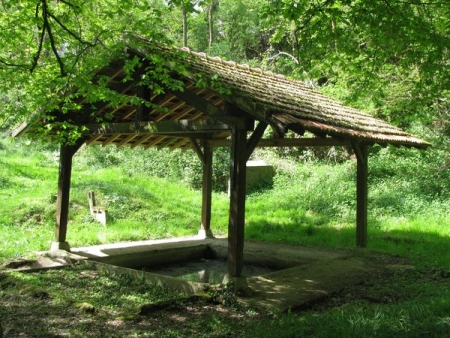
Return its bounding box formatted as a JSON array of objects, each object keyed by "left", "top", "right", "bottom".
[
  {"left": 0, "top": 0, "right": 168, "bottom": 133},
  {"left": 1, "top": 0, "right": 449, "bottom": 138},
  {"left": 261, "top": 0, "right": 450, "bottom": 125}
]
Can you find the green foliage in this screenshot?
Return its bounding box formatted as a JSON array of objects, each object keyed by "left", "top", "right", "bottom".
[
  {"left": 0, "top": 1, "right": 177, "bottom": 142},
  {"left": 260, "top": 0, "right": 450, "bottom": 128},
  {"left": 161, "top": 0, "right": 449, "bottom": 134},
  {"left": 164, "top": 0, "right": 264, "bottom": 62},
  {"left": 370, "top": 125, "right": 450, "bottom": 201},
  {"left": 209, "top": 0, "right": 263, "bottom": 61}
]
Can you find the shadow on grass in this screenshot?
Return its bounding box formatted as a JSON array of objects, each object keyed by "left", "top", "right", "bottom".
[
  {"left": 0, "top": 267, "right": 255, "bottom": 337},
  {"left": 245, "top": 218, "right": 450, "bottom": 267},
  {"left": 0, "top": 272, "right": 70, "bottom": 337}
]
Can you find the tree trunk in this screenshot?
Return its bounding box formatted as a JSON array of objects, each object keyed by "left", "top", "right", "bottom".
[
  {"left": 208, "top": 0, "right": 219, "bottom": 48},
  {"left": 182, "top": 4, "right": 188, "bottom": 47},
  {"left": 208, "top": 3, "right": 214, "bottom": 48}
]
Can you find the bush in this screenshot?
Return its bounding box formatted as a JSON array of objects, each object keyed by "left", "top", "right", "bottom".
[{"left": 370, "top": 124, "right": 450, "bottom": 201}]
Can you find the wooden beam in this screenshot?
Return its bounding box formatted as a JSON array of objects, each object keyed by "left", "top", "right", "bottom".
[
  {"left": 130, "top": 134, "right": 154, "bottom": 148},
  {"left": 227, "top": 94, "right": 267, "bottom": 121},
  {"left": 122, "top": 106, "right": 138, "bottom": 121},
  {"left": 83, "top": 118, "right": 232, "bottom": 136},
  {"left": 144, "top": 135, "right": 167, "bottom": 149},
  {"left": 171, "top": 89, "right": 253, "bottom": 129},
  {"left": 353, "top": 143, "right": 369, "bottom": 247},
  {"left": 209, "top": 137, "right": 350, "bottom": 148},
  {"left": 152, "top": 96, "right": 195, "bottom": 120},
  {"left": 169, "top": 138, "right": 192, "bottom": 150},
  {"left": 55, "top": 139, "right": 85, "bottom": 250},
  {"left": 156, "top": 137, "right": 179, "bottom": 149},
  {"left": 91, "top": 82, "right": 135, "bottom": 116},
  {"left": 228, "top": 127, "right": 248, "bottom": 277},
  {"left": 85, "top": 134, "right": 103, "bottom": 146},
  {"left": 246, "top": 122, "right": 268, "bottom": 161},
  {"left": 171, "top": 88, "right": 226, "bottom": 117},
  {"left": 190, "top": 138, "right": 205, "bottom": 165},
  {"left": 117, "top": 134, "right": 139, "bottom": 147},
  {"left": 102, "top": 134, "right": 121, "bottom": 146}
]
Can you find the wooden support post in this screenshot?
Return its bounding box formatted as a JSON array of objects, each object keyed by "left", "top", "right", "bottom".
[
  {"left": 354, "top": 144, "right": 368, "bottom": 248},
  {"left": 228, "top": 127, "right": 248, "bottom": 277},
  {"left": 52, "top": 140, "right": 84, "bottom": 251},
  {"left": 200, "top": 139, "right": 214, "bottom": 238}
]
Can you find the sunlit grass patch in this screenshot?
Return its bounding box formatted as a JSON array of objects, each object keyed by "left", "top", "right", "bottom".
[{"left": 1, "top": 137, "right": 449, "bottom": 270}]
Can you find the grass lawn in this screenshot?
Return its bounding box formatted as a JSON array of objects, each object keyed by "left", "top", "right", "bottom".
[{"left": 1, "top": 139, "right": 449, "bottom": 337}]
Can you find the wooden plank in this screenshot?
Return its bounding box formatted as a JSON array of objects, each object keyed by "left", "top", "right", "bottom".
[
  {"left": 130, "top": 135, "right": 154, "bottom": 148},
  {"left": 144, "top": 135, "right": 167, "bottom": 149},
  {"left": 353, "top": 143, "right": 368, "bottom": 247},
  {"left": 228, "top": 127, "right": 248, "bottom": 277},
  {"left": 92, "top": 82, "right": 135, "bottom": 116},
  {"left": 149, "top": 93, "right": 178, "bottom": 120},
  {"left": 122, "top": 106, "right": 138, "bottom": 121},
  {"left": 117, "top": 134, "right": 138, "bottom": 147},
  {"left": 169, "top": 138, "right": 192, "bottom": 150},
  {"left": 209, "top": 137, "right": 350, "bottom": 148},
  {"left": 171, "top": 90, "right": 252, "bottom": 129},
  {"left": 156, "top": 137, "right": 179, "bottom": 149},
  {"left": 83, "top": 118, "right": 232, "bottom": 136}
]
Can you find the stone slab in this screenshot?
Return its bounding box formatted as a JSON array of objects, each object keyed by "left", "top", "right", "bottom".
[{"left": 243, "top": 257, "right": 378, "bottom": 311}]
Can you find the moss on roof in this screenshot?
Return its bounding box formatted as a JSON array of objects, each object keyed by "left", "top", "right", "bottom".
[
  {"left": 166, "top": 44, "right": 428, "bottom": 148},
  {"left": 14, "top": 35, "right": 430, "bottom": 150}
]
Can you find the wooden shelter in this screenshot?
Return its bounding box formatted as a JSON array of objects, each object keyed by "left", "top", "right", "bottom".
[{"left": 13, "top": 36, "right": 430, "bottom": 278}]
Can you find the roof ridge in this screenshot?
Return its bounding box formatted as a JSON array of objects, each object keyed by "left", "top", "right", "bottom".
[{"left": 178, "top": 46, "right": 286, "bottom": 81}]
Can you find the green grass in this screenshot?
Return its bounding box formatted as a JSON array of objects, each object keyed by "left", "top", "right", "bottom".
[
  {"left": 1, "top": 137, "right": 450, "bottom": 337},
  {"left": 239, "top": 267, "right": 450, "bottom": 337},
  {"left": 0, "top": 140, "right": 231, "bottom": 260},
  {"left": 1, "top": 138, "right": 449, "bottom": 268},
  {"left": 1, "top": 260, "right": 449, "bottom": 336}
]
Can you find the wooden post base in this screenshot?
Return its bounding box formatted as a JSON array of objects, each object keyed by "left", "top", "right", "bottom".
[
  {"left": 50, "top": 241, "right": 71, "bottom": 252},
  {"left": 197, "top": 229, "right": 214, "bottom": 239},
  {"left": 222, "top": 274, "right": 253, "bottom": 295}
]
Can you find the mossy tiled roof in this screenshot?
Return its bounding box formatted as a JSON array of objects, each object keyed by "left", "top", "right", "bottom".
[
  {"left": 168, "top": 45, "right": 429, "bottom": 148},
  {"left": 14, "top": 36, "right": 430, "bottom": 150}
]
